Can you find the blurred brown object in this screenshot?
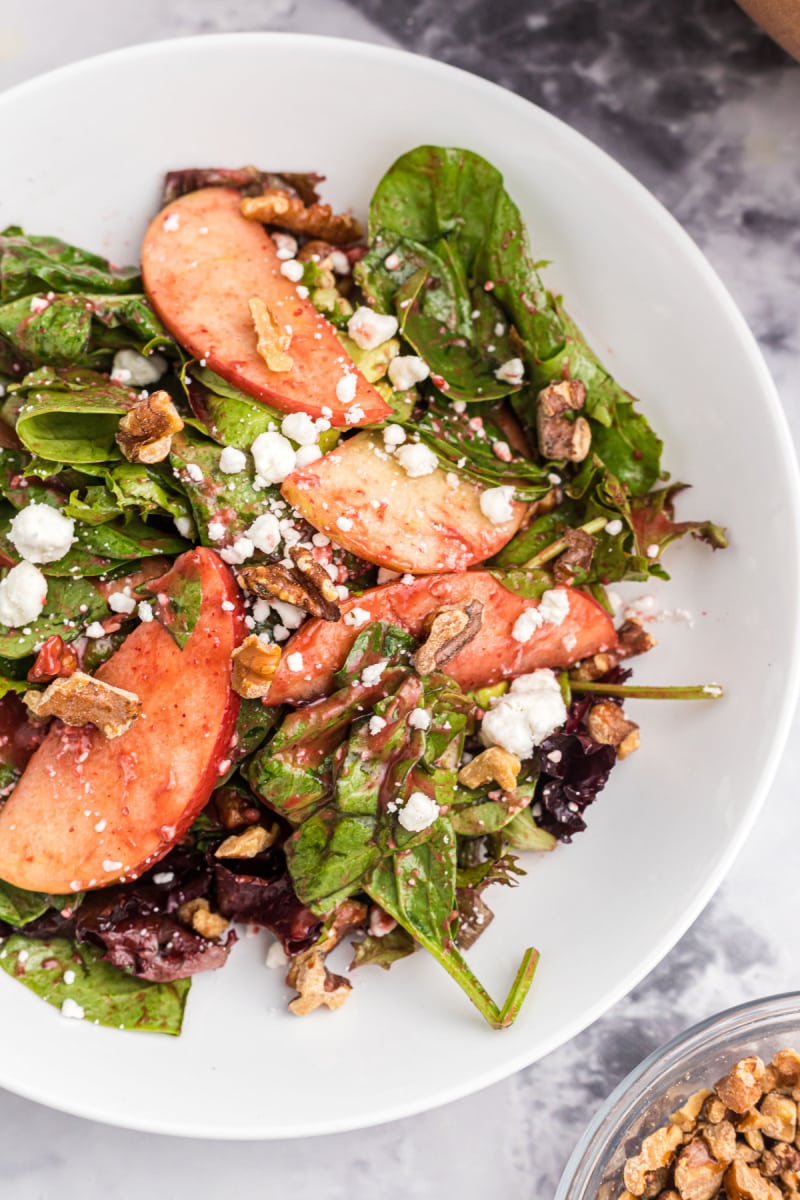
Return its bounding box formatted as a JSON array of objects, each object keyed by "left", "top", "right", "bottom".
[{"left": 737, "top": 0, "right": 800, "bottom": 60}]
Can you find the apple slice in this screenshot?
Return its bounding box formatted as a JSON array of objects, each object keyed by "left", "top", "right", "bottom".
[
  {"left": 141, "top": 187, "right": 391, "bottom": 428},
  {"left": 281, "top": 432, "right": 529, "bottom": 574},
  {"left": 267, "top": 574, "right": 616, "bottom": 706},
  {"left": 0, "top": 548, "right": 244, "bottom": 895}
]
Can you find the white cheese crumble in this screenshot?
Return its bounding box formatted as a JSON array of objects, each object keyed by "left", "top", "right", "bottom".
[
  {"left": 335, "top": 373, "right": 357, "bottom": 405},
  {"left": 395, "top": 443, "right": 438, "bottom": 478},
  {"left": 175, "top": 515, "right": 193, "bottom": 538},
  {"left": 251, "top": 431, "right": 296, "bottom": 484},
  {"left": 272, "top": 232, "right": 298, "bottom": 260},
  {"left": 344, "top": 607, "right": 370, "bottom": 628},
  {"left": 368, "top": 715, "right": 387, "bottom": 735},
  {"left": 647, "top": 543, "right": 660, "bottom": 558},
  {"left": 382, "top": 424, "right": 407, "bottom": 450},
  {"left": 270, "top": 599, "right": 306, "bottom": 630},
  {"left": 294, "top": 444, "right": 322, "bottom": 469},
  {"left": 397, "top": 791, "right": 439, "bottom": 833},
  {"left": 207, "top": 522, "right": 228, "bottom": 543},
  {"left": 62, "top": 969, "right": 76, "bottom": 985},
  {"left": 85, "top": 622, "right": 106, "bottom": 639},
  {"left": 281, "top": 411, "right": 319, "bottom": 446},
  {"left": 360, "top": 660, "right": 387, "bottom": 687},
  {"left": 347, "top": 306, "right": 399, "bottom": 350},
  {"left": 511, "top": 608, "right": 544, "bottom": 643},
  {"left": 246, "top": 513, "right": 281, "bottom": 554},
  {"left": 336, "top": 516, "right": 354, "bottom": 532},
  {"left": 266, "top": 940, "right": 288, "bottom": 968},
  {"left": 538, "top": 588, "right": 570, "bottom": 627},
  {"left": 494, "top": 357, "right": 525, "bottom": 385},
  {"left": 279, "top": 259, "right": 304, "bottom": 283},
  {"left": 604, "top": 518, "right": 623, "bottom": 536},
  {"left": 60, "top": 998, "right": 85, "bottom": 1021},
  {"left": 107, "top": 591, "right": 136, "bottom": 615},
  {"left": 479, "top": 485, "right": 516, "bottom": 525},
  {"left": 0, "top": 561, "right": 47, "bottom": 627},
  {"left": 407, "top": 708, "right": 431, "bottom": 731},
  {"left": 286, "top": 652, "right": 304, "bottom": 673},
  {"left": 480, "top": 670, "right": 567, "bottom": 759},
  {"left": 220, "top": 537, "right": 255, "bottom": 565},
  {"left": 219, "top": 445, "right": 247, "bottom": 474},
  {"left": 388, "top": 355, "right": 429, "bottom": 391},
  {"left": 163, "top": 212, "right": 180, "bottom": 232},
  {"left": 345, "top": 403, "right": 365, "bottom": 424},
  {"left": 137, "top": 600, "right": 154, "bottom": 623},
  {"left": 102, "top": 859, "right": 123, "bottom": 872},
  {"left": 185, "top": 463, "right": 204, "bottom": 483},
  {"left": 110, "top": 348, "right": 167, "bottom": 387},
  {"left": 9, "top": 503, "right": 74, "bottom": 564}
]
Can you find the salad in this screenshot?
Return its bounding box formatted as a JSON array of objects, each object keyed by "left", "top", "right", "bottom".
[{"left": 0, "top": 147, "right": 725, "bottom": 1034}]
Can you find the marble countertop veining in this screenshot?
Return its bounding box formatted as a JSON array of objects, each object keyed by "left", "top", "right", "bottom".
[{"left": 1, "top": 2, "right": 798, "bottom": 1197}]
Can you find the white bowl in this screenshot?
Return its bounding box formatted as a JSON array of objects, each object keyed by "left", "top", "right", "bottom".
[{"left": 0, "top": 33, "right": 797, "bottom": 1139}]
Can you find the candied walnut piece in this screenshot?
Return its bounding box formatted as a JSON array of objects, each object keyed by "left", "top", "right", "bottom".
[
  {"left": 286, "top": 899, "right": 368, "bottom": 1017},
  {"left": 772, "top": 1050, "right": 800, "bottom": 1089},
  {"left": 215, "top": 824, "right": 278, "bottom": 859},
  {"left": 240, "top": 188, "right": 362, "bottom": 244},
  {"left": 700, "top": 1120, "right": 736, "bottom": 1164},
  {"left": 214, "top": 787, "right": 262, "bottom": 831},
  {"left": 673, "top": 1136, "right": 727, "bottom": 1200},
  {"left": 177, "top": 897, "right": 229, "bottom": 941},
  {"left": 734, "top": 1144, "right": 761, "bottom": 1165},
  {"left": 553, "top": 527, "right": 596, "bottom": 584},
  {"left": 618, "top": 619, "right": 658, "bottom": 659},
  {"left": 230, "top": 635, "right": 282, "bottom": 699},
  {"left": 249, "top": 296, "right": 293, "bottom": 373},
  {"left": 413, "top": 601, "right": 483, "bottom": 675},
  {"left": 237, "top": 547, "right": 340, "bottom": 622},
  {"left": 724, "top": 1159, "right": 781, "bottom": 1200},
  {"left": 536, "top": 379, "right": 592, "bottom": 463},
  {"left": 24, "top": 671, "right": 140, "bottom": 739},
  {"left": 760, "top": 1145, "right": 800, "bottom": 1177},
  {"left": 623, "top": 1125, "right": 684, "bottom": 1196},
  {"left": 758, "top": 1093, "right": 797, "bottom": 1142},
  {"left": 116, "top": 389, "right": 184, "bottom": 464},
  {"left": 585, "top": 700, "right": 640, "bottom": 759},
  {"left": 671, "top": 1088, "right": 713, "bottom": 1132},
  {"left": 458, "top": 746, "right": 521, "bottom": 792},
  {"left": 716, "top": 1057, "right": 766, "bottom": 1115},
  {"left": 703, "top": 1096, "right": 729, "bottom": 1124}
]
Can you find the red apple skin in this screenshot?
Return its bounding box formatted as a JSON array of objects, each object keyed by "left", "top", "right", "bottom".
[
  {"left": 281, "top": 432, "right": 529, "bottom": 574},
  {"left": 140, "top": 187, "right": 391, "bottom": 428},
  {"left": 0, "top": 548, "right": 245, "bottom": 894},
  {"left": 267, "top": 575, "right": 617, "bottom": 706}
]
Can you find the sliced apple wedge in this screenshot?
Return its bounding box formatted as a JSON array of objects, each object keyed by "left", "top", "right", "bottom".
[
  {"left": 267, "top": 574, "right": 616, "bottom": 706},
  {"left": 0, "top": 548, "right": 245, "bottom": 895},
  {"left": 281, "top": 432, "right": 529, "bottom": 574},
  {"left": 141, "top": 187, "right": 391, "bottom": 428}
]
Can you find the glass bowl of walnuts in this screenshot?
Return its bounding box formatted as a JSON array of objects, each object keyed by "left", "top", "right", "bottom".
[{"left": 556, "top": 992, "right": 800, "bottom": 1199}]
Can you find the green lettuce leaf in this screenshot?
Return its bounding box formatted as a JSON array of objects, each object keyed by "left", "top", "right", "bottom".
[
  {"left": 0, "top": 227, "right": 140, "bottom": 303},
  {"left": 0, "top": 574, "right": 108, "bottom": 659},
  {"left": 4, "top": 367, "right": 134, "bottom": 464}
]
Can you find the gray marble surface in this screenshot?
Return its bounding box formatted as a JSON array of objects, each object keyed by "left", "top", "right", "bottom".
[{"left": 1, "top": 2, "right": 799, "bottom": 1196}]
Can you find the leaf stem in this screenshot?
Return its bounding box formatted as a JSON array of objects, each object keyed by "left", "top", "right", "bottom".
[
  {"left": 496, "top": 947, "right": 540, "bottom": 1029},
  {"left": 570, "top": 680, "right": 724, "bottom": 700},
  {"left": 523, "top": 517, "right": 608, "bottom": 569}
]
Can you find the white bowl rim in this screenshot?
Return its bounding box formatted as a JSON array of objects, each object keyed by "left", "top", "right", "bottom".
[{"left": 0, "top": 30, "right": 798, "bottom": 1138}]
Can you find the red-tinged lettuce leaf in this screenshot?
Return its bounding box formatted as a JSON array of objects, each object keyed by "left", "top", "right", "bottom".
[
  {"left": 161, "top": 167, "right": 323, "bottom": 207},
  {"left": 630, "top": 483, "right": 728, "bottom": 558},
  {"left": 214, "top": 864, "right": 321, "bottom": 954},
  {"left": 77, "top": 911, "right": 235, "bottom": 983},
  {"left": 350, "top": 926, "right": 416, "bottom": 970}
]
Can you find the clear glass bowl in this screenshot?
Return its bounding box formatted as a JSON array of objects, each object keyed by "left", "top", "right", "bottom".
[{"left": 556, "top": 992, "right": 800, "bottom": 1200}]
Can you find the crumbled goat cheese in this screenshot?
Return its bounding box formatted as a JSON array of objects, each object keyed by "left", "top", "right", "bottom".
[
  {"left": 345, "top": 403, "right": 365, "bottom": 424},
  {"left": 175, "top": 516, "right": 193, "bottom": 538},
  {"left": 60, "top": 998, "right": 85, "bottom": 1021},
  {"left": 137, "top": 601, "right": 154, "bottom": 622},
  {"left": 512, "top": 608, "right": 544, "bottom": 643},
  {"left": 108, "top": 591, "right": 136, "bottom": 615},
  {"left": 344, "top": 607, "right": 370, "bottom": 628},
  {"left": 246, "top": 513, "right": 281, "bottom": 554},
  {"left": 279, "top": 259, "right": 304, "bottom": 283},
  {"left": 368, "top": 715, "right": 387, "bottom": 735},
  {"left": 251, "top": 598, "right": 271, "bottom": 623},
  {"left": 347, "top": 306, "right": 399, "bottom": 350},
  {"left": 266, "top": 940, "right": 288, "bottom": 968},
  {"left": 286, "top": 652, "right": 304, "bottom": 672},
  {"left": 294, "top": 444, "right": 322, "bottom": 469},
  {"left": 220, "top": 537, "right": 255, "bottom": 565},
  {"left": 360, "top": 661, "right": 387, "bottom": 687},
  {"left": 206, "top": 521, "right": 226, "bottom": 542},
  {"left": 185, "top": 463, "right": 204, "bottom": 483},
  {"left": 388, "top": 355, "right": 429, "bottom": 391},
  {"left": 494, "top": 357, "right": 525, "bottom": 385},
  {"left": 538, "top": 588, "right": 570, "bottom": 627},
  {"left": 219, "top": 445, "right": 247, "bottom": 474},
  {"left": 30, "top": 295, "right": 50, "bottom": 314},
  {"left": 272, "top": 232, "right": 298, "bottom": 260},
  {"left": 335, "top": 373, "right": 357, "bottom": 406},
  {"left": 110, "top": 348, "right": 167, "bottom": 387},
  {"left": 163, "top": 212, "right": 180, "bottom": 232},
  {"left": 604, "top": 518, "right": 623, "bottom": 536},
  {"left": 480, "top": 670, "right": 567, "bottom": 759},
  {"left": 398, "top": 791, "right": 439, "bottom": 833},
  {"left": 251, "top": 431, "right": 296, "bottom": 484},
  {"left": 0, "top": 561, "right": 47, "bottom": 627},
  {"left": 384, "top": 252, "right": 401, "bottom": 270},
  {"left": 336, "top": 516, "right": 354, "bottom": 532},
  {"left": 395, "top": 443, "right": 438, "bottom": 478},
  {"left": 281, "top": 412, "right": 319, "bottom": 446},
  {"left": 84, "top": 622, "right": 106, "bottom": 639},
  {"left": 408, "top": 708, "right": 432, "bottom": 731},
  {"left": 62, "top": 969, "right": 76, "bottom": 985},
  {"left": 9, "top": 503, "right": 74, "bottom": 564},
  {"left": 647, "top": 543, "right": 660, "bottom": 558},
  {"left": 382, "top": 424, "right": 407, "bottom": 449},
  {"left": 479, "top": 485, "right": 516, "bottom": 525},
  {"left": 270, "top": 599, "right": 306, "bottom": 630}
]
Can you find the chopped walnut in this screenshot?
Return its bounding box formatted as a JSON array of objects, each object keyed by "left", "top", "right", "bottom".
[
  {"left": 703, "top": 1096, "right": 729, "bottom": 1124},
  {"left": 571, "top": 619, "right": 657, "bottom": 682},
  {"left": 241, "top": 188, "right": 362, "bottom": 244},
  {"left": 716, "top": 1057, "right": 766, "bottom": 1114},
  {"left": 237, "top": 545, "right": 340, "bottom": 622},
  {"left": 772, "top": 1050, "right": 800, "bottom": 1088},
  {"left": 760, "top": 1144, "right": 800, "bottom": 1177},
  {"left": 215, "top": 824, "right": 278, "bottom": 859},
  {"left": 413, "top": 601, "right": 483, "bottom": 675},
  {"left": 536, "top": 379, "right": 592, "bottom": 463},
  {"left": 286, "top": 899, "right": 368, "bottom": 1017},
  {"left": 724, "top": 1158, "right": 780, "bottom": 1200},
  {"left": 553, "top": 527, "right": 596, "bottom": 584},
  {"left": 458, "top": 746, "right": 521, "bottom": 792},
  {"left": 116, "top": 389, "right": 184, "bottom": 464},
  {"left": 24, "top": 672, "right": 140, "bottom": 739},
  {"left": 623, "top": 1125, "right": 684, "bottom": 1196},
  {"left": 585, "top": 700, "right": 640, "bottom": 758},
  {"left": 671, "top": 1089, "right": 713, "bottom": 1132},
  {"left": 700, "top": 1119, "right": 737, "bottom": 1164},
  {"left": 177, "top": 897, "right": 229, "bottom": 941},
  {"left": 757, "top": 1093, "right": 797, "bottom": 1143},
  {"left": 214, "top": 787, "right": 263, "bottom": 831},
  {"left": 249, "top": 296, "right": 293, "bottom": 373},
  {"left": 230, "top": 635, "right": 282, "bottom": 699},
  {"left": 673, "top": 1137, "right": 727, "bottom": 1200}
]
